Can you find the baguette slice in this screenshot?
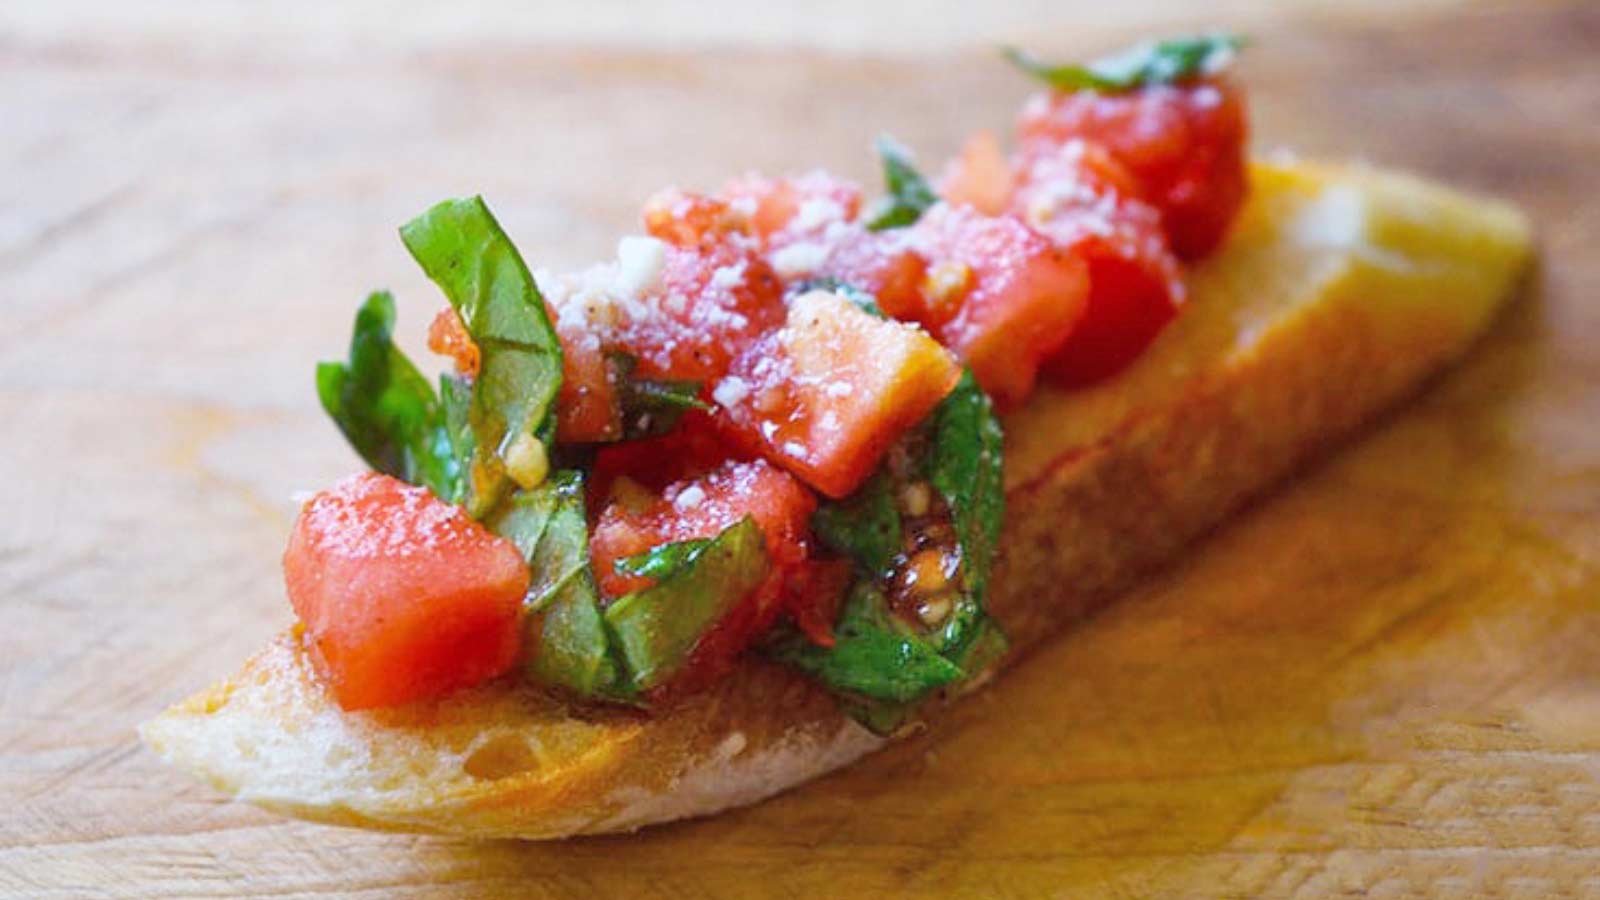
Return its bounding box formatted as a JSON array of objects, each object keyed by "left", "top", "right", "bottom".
[{"left": 142, "top": 161, "right": 1532, "bottom": 839}]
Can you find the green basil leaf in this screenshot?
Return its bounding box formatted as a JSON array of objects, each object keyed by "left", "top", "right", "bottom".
[
  {"left": 926, "top": 369, "right": 1008, "bottom": 663},
  {"left": 865, "top": 135, "right": 938, "bottom": 232},
  {"left": 812, "top": 470, "right": 902, "bottom": 578},
  {"left": 400, "top": 196, "right": 564, "bottom": 517},
  {"left": 614, "top": 537, "right": 716, "bottom": 582},
  {"left": 627, "top": 378, "right": 709, "bottom": 413},
  {"left": 316, "top": 291, "right": 459, "bottom": 499},
  {"left": 765, "top": 582, "right": 964, "bottom": 708},
  {"left": 435, "top": 372, "right": 476, "bottom": 503},
  {"left": 1002, "top": 34, "right": 1244, "bottom": 93},
  {"left": 927, "top": 370, "right": 1004, "bottom": 601},
  {"left": 604, "top": 517, "right": 770, "bottom": 692},
  {"left": 607, "top": 350, "right": 708, "bottom": 440},
  {"left": 496, "top": 471, "right": 631, "bottom": 700}
]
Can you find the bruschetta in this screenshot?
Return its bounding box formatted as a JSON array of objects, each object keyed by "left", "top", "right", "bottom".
[{"left": 142, "top": 36, "right": 1532, "bottom": 839}]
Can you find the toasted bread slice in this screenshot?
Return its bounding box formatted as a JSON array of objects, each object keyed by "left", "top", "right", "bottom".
[{"left": 142, "top": 162, "right": 1531, "bottom": 839}]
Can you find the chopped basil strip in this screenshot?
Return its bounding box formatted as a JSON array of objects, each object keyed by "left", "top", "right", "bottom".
[
  {"left": 614, "top": 536, "right": 716, "bottom": 582},
  {"left": 604, "top": 517, "right": 770, "bottom": 692},
  {"left": 316, "top": 291, "right": 460, "bottom": 500},
  {"left": 627, "top": 378, "right": 708, "bottom": 413},
  {"left": 437, "top": 372, "right": 476, "bottom": 502},
  {"left": 400, "top": 196, "right": 564, "bottom": 517},
  {"left": 812, "top": 470, "right": 902, "bottom": 579},
  {"left": 865, "top": 135, "right": 939, "bottom": 232},
  {"left": 609, "top": 351, "right": 709, "bottom": 440},
  {"left": 494, "top": 471, "right": 632, "bottom": 700},
  {"left": 924, "top": 370, "right": 1007, "bottom": 664},
  {"left": 1002, "top": 34, "right": 1244, "bottom": 93},
  {"left": 927, "top": 371, "right": 1004, "bottom": 600},
  {"left": 766, "top": 582, "right": 965, "bottom": 705}
]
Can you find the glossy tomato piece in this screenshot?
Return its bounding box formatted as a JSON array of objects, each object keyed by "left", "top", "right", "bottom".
[
  {"left": 720, "top": 171, "right": 863, "bottom": 247},
  {"left": 900, "top": 204, "right": 1089, "bottom": 409},
  {"left": 587, "top": 411, "right": 744, "bottom": 515},
  {"left": 553, "top": 322, "right": 622, "bottom": 443},
  {"left": 716, "top": 289, "right": 961, "bottom": 499},
  {"left": 604, "top": 240, "right": 787, "bottom": 379},
  {"left": 815, "top": 225, "right": 928, "bottom": 318},
  {"left": 283, "top": 473, "right": 527, "bottom": 710},
  {"left": 939, "top": 129, "right": 1015, "bottom": 216},
  {"left": 1017, "top": 76, "right": 1248, "bottom": 259},
  {"left": 642, "top": 189, "right": 747, "bottom": 250},
  {"left": 427, "top": 306, "right": 479, "bottom": 377},
  {"left": 1014, "top": 141, "right": 1185, "bottom": 386}
]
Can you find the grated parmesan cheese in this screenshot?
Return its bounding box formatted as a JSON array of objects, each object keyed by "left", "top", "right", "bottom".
[
  {"left": 769, "top": 242, "right": 830, "bottom": 279},
  {"left": 672, "top": 484, "right": 706, "bottom": 511},
  {"left": 612, "top": 235, "right": 667, "bottom": 300},
  {"left": 712, "top": 375, "right": 751, "bottom": 409},
  {"left": 709, "top": 261, "right": 747, "bottom": 289},
  {"left": 790, "top": 198, "right": 845, "bottom": 232}
]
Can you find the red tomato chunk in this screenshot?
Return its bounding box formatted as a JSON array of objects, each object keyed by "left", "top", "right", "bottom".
[
  {"left": 901, "top": 205, "right": 1088, "bottom": 409},
  {"left": 1017, "top": 76, "right": 1249, "bottom": 259},
  {"left": 1012, "top": 140, "right": 1185, "bottom": 386},
  {"left": 717, "top": 290, "right": 962, "bottom": 499},
  {"left": 283, "top": 473, "right": 528, "bottom": 710}
]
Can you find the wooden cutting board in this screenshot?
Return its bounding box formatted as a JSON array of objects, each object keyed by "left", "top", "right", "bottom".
[{"left": 3, "top": 2, "right": 1598, "bottom": 896}]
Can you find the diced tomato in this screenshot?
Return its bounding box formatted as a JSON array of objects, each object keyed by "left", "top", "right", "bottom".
[
  {"left": 717, "top": 290, "right": 961, "bottom": 498},
  {"left": 815, "top": 226, "right": 928, "bottom": 318},
  {"left": 427, "top": 306, "right": 480, "bottom": 377},
  {"left": 720, "top": 171, "right": 863, "bottom": 247},
  {"left": 642, "top": 189, "right": 747, "bottom": 250},
  {"left": 608, "top": 243, "right": 786, "bottom": 383},
  {"left": 1013, "top": 141, "right": 1186, "bottom": 386},
  {"left": 779, "top": 557, "right": 851, "bottom": 648},
  {"left": 587, "top": 411, "right": 743, "bottom": 516},
  {"left": 282, "top": 473, "right": 527, "bottom": 710},
  {"left": 1017, "top": 76, "right": 1249, "bottom": 258},
  {"left": 898, "top": 205, "right": 1089, "bottom": 409},
  {"left": 553, "top": 324, "right": 622, "bottom": 443},
  {"left": 589, "top": 457, "right": 820, "bottom": 695},
  {"left": 939, "top": 129, "right": 1015, "bottom": 216}
]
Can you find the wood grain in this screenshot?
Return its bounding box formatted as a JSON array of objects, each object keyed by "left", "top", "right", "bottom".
[{"left": 2, "top": 2, "right": 1597, "bottom": 896}]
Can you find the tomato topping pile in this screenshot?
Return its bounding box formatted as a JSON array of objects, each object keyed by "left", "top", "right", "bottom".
[
  {"left": 284, "top": 473, "right": 527, "bottom": 710},
  {"left": 293, "top": 37, "right": 1252, "bottom": 710}
]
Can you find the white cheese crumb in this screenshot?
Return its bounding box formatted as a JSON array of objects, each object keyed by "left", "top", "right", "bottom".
[
  {"left": 712, "top": 375, "right": 751, "bottom": 409},
  {"left": 791, "top": 198, "right": 844, "bottom": 232},
  {"left": 782, "top": 440, "right": 806, "bottom": 457},
  {"left": 769, "top": 241, "right": 830, "bottom": 279},
  {"left": 825, "top": 381, "right": 853, "bottom": 398},
  {"left": 673, "top": 484, "right": 706, "bottom": 511},
  {"left": 612, "top": 235, "right": 667, "bottom": 300},
  {"left": 709, "top": 261, "right": 747, "bottom": 289}
]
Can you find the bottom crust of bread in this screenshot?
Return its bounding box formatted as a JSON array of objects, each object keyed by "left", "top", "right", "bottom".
[{"left": 142, "top": 161, "right": 1532, "bottom": 838}]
